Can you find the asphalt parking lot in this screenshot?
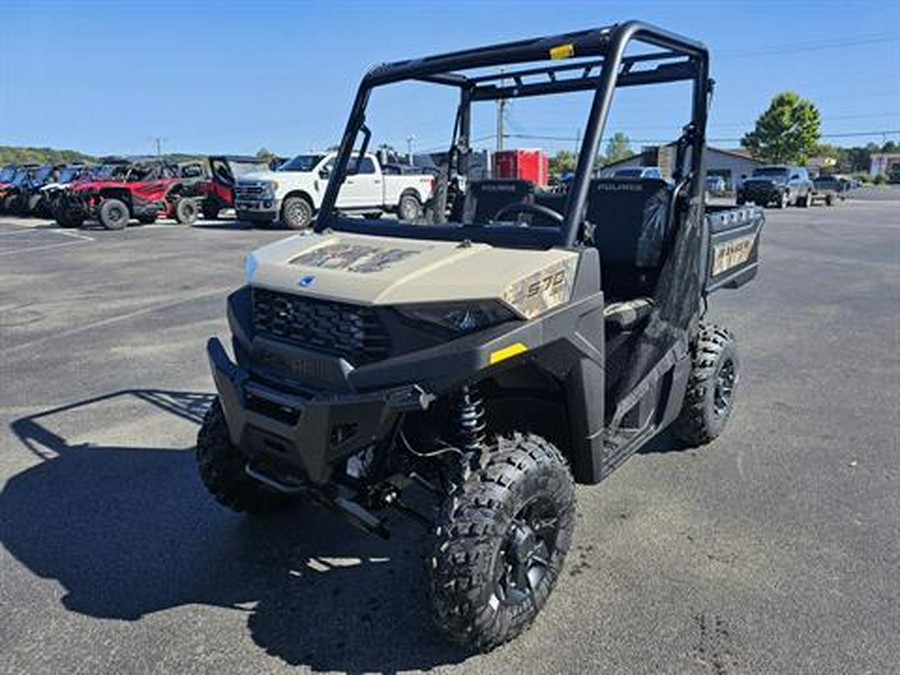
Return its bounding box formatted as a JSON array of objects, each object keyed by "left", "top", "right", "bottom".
[{"left": 1, "top": 188, "right": 898, "bottom": 674}]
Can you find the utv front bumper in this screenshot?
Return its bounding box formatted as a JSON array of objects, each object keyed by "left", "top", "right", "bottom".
[{"left": 207, "top": 337, "right": 432, "bottom": 485}]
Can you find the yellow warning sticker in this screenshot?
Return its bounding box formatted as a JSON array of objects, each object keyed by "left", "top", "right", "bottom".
[{"left": 549, "top": 43, "right": 575, "bottom": 60}]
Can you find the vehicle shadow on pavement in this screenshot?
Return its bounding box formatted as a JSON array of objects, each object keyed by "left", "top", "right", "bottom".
[{"left": 1, "top": 389, "right": 465, "bottom": 672}]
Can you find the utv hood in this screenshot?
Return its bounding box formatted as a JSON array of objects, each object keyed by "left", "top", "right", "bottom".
[{"left": 246, "top": 231, "right": 578, "bottom": 315}]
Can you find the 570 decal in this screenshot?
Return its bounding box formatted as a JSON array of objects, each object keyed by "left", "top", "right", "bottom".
[{"left": 526, "top": 269, "right": 567, "bottom": 297}]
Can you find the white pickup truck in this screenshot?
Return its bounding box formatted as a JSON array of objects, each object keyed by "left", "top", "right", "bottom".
[{"left": 234, "top": 153, "right": 434, "bottom": 229}]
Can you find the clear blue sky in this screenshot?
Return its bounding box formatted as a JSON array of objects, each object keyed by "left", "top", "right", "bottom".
[{"left": 2, "top": 0, "right": 898, "bottom": 157}]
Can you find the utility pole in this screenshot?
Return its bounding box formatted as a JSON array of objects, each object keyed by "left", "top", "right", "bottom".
[
  {"left": 151, "top": 136, "right": 166, "bottom": 157},
  {"left": 406, "top": 136, "right": 415, "bottom": 165},
  {"left": 496, "top": 67, "right": 507, "bottom": 152}
]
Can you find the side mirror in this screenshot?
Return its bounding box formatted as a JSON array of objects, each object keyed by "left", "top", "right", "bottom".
[{"left": 318, "top": 168, "right": 331, "bottom": 180}]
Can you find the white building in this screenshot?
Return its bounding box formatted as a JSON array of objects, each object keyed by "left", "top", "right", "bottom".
[
  {"left": 870, "top": 153, "right": 900, "bottom": 177},
  {"left": 601, "top": 145, "right": 764, "bottom": 190}
]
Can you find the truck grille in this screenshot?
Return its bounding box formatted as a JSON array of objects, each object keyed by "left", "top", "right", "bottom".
[
  {"left": 236, "top": 184, "right": 265, "bottom": 198},
  {"left": 252, "top": 288, "right": 390, "bottom": 365}
]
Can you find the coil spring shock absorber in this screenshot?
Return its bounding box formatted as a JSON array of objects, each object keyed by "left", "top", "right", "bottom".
[{"left": 455, "top": 385, "right": 486, "bottom": 454}]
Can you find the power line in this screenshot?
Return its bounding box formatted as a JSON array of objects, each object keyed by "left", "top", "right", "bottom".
[{"left": 718, "top": 32, "right": 900, "bottom": 59}]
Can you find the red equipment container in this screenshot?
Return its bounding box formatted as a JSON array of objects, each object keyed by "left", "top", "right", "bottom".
[{"left": 492, "top": 149, "right": 549, "bottom": 186}]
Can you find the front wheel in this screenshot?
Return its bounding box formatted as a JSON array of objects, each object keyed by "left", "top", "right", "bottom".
[
  {"left": 672, "top": 324, "right": 740, "bottom": 447},
  {"left": 426, "top": 433, "right": 576, "bottom": 652},
  {"left": 98, "top": 198, "right": 130, "bottom": 230},
  {"left": 196, "top": 399, "right": 295, "bottom": 514},
  {"left": 280, "top": 196, "right": 314, "bottom": 230}
]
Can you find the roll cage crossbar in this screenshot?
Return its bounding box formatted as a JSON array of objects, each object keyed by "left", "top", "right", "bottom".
[{"left": 317, "top": 21, "right": 710, "bottom": 248}]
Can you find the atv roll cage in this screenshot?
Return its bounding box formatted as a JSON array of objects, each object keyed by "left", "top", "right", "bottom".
[{"left": 317, "top": 21, "right": 711, "bottom": 248}]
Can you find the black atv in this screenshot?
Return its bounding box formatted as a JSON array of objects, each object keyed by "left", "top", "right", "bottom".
[{"left": 196, "top": 21, "right": 765, "bottom": 652}]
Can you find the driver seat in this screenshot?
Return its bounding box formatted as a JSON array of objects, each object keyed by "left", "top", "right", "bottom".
[{"left": 463, "top": 179, "right": 533, "bottom": 224}]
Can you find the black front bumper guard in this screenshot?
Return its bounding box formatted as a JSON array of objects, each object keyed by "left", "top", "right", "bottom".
[{"left": 207, "top": 338, "right": 434, "bottom": 487}]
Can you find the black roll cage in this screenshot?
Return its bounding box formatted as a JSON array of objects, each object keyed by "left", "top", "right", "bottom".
[{"left": 316, "top": 21, "right": 711, "bottom": 248}]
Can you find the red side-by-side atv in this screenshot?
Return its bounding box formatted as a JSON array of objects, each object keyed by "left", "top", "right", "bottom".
[{"left": 55, "top": 157, "right": 208, "bottom": 230}]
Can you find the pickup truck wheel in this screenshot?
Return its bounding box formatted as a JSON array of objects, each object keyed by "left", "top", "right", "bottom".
[
  {"left": 826, "top": 194, "right": 834, "bottom": 206},
  {"left": 799, "top": 191, "right": 810, "bottom": 208},
  {"left": 196, "top": 399, "right": 295, "bottom": 515},
  {"left": 398, "top": 192, "right": 423, "bottom": 221},
  {"left": 98, "top": 198, "right": 130, "bottom": 230},
  {"left": 426, "top": 432, "right": 575, "bottom": 652},
  {"left": 174, "top": 197, "right": 199, "bottom": 225},
  {"left": 672, "top": 324, "right": 739, "bottom": 447},
  {"left": 775, "top": 191, "right": 788, "bottom": 209},
  {"left": 281, "top": 196, "right": 313, "bottom": 230}
]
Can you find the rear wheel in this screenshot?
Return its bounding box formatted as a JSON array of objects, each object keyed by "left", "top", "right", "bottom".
[
  {"left": 281, "top": 195, "right": 313, "bottom": 230},
  {"left": 426, "top": 433, "right": 576, "bottom": 652},
  {"left": 98, "top": 198, "right": 130, "bottom": 230},
  {"left": 799, "top": 190, "right": 810, "bottom": 207},
  {"left": 174, "top": 197, "right": 198, "bottom": 225},
  {"left": 672, "top": 324, "right": 740, "bottom": 446},
  {"left": 398, "top": 192, "right": 423, "bottom": 221},
  {"left": 196, "top": 399, "right": 295, "bottom": 514}
]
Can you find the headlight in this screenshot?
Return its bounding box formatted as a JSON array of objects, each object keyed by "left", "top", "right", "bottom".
[
  {"left": 244, "top": 252, "right": 259, "bottom": 284},
  {"left": 395, "top": 300, "right": 516, "bottom": 334},
  {"left": 264, "top": 180, "right": 279, "bottom": 192}
]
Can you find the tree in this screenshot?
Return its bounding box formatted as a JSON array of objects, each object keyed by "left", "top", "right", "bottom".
[
  {"left": 548, "top": 149, "right": 577, "bottom": 179},
  {"left": 604, "top": 132, "right": 633, "bottom": 164},
  {"left": 741, "top": 92, "right": 821, "bottom": 164},
  {"left": 256, "top": 147, "right": 276, "bottom": 163}
]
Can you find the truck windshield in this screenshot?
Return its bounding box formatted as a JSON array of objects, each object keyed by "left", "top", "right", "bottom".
[
  {"left": 278, "top": 155, "right": 325, "bottom": 172},
  {"left": 752, "top": 168, "right": 789, "bottom": 177},
  {"left": 230, "top": 160, "right": 269, "bottom": 177}
]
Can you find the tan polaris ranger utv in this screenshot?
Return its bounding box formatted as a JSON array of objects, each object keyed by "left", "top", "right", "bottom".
[{"left": 197, "top": 21, "right": 765, "bottom": 651}]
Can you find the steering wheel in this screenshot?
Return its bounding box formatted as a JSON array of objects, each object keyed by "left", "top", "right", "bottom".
[{"left": 493, "top": 202, "right": 564, "bottom": 225}]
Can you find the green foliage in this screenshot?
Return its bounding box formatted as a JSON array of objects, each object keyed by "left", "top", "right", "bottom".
[
  {"left": 256, "top": 147, "right": 276, "bottom": 162},
  {"left": 741, "top": 92, "right": 821, "bottom": 164},
  {"left": 0, "top": 145, "right": 96, "bottom": 166},
  {"left": 548, "top": 150, "right": 577, "bottom": 179},
  {"left": 873, "top": 173, "right": 889, "bottom": 185},
  {"left": 604, "top": 132, "right": 634, "bottom": 164}
]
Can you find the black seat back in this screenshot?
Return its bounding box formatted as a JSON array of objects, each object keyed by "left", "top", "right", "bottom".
[
  {"left": 586, "top": 177, "right": 672, "bottom": 299},
  {"left": 463, "top": 179, "right": 533, "bottom": 224}
]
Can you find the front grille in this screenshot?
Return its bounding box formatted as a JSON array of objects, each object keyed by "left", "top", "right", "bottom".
[
  {"left": 252, "top": 288, "right": 390, "bottom": 366},
  {"left": 236, "top": 185, "right": 265, "bottom": 198}
]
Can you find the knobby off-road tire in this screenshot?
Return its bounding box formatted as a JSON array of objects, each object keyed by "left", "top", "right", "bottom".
[
  {"left": 426, "top": 433, "right": 576, "bottom": 652},
  {"left": 196, "top": 399, "right": 293, "bottom": 515},
  {"left": 281, "top": 196, "right": 314, "bottom": 230},
  {"left": 174, "top": 197, "right": 199, "bottom": 225},
  {"left": 98, "top": 198, "right": 130, "bottom": 230},
  {"left": 202, "top": 201, "right": 220, "bottom": 220},
  {"left": 672, "top": 324, "right": 740, "bottom": 447}
]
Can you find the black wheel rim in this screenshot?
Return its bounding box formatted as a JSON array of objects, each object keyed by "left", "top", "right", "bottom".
[
  {"left": 713, "top": 358, "right": 736, "bottom": 418},
  {"left": 110, "top": 205, "right": 125, "bottom": 224},
  {"left": 494, "top": 497, "right": 559, "bottom": 605}
]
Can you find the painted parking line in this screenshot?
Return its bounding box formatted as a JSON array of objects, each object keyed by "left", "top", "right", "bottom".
[{"left": 0, "top": 225, "right": 95, "bottom": 257}]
